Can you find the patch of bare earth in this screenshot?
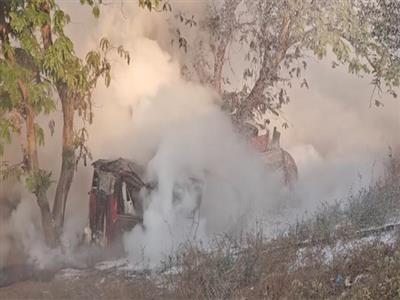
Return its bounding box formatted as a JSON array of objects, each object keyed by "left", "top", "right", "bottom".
[{"left": 0, "top": 268, "right": 178, "bottom": 300}]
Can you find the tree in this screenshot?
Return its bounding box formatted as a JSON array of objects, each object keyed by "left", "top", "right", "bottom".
[
  {"left": 0, "top": 0, "right": 129, "bottom": 246},
  {"left": 357, "top": 0, "right": 400, "bottom": 105},
  {"left": 184, "top": 0, "right": 400, "bottom": 129}
]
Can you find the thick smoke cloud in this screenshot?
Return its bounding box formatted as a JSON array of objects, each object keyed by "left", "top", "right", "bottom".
[
  {"left": 122, "top": 84, "right": 288, "bottom": 265},
  {"left": 0, "top": 1, "right": 399, "bottom": 268}
]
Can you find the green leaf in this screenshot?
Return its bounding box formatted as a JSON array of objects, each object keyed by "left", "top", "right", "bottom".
[
  {"left": 92, "top": 5, "right": 100, "bottom": 18},
  {"left": 100, "top": 38, "right": 110, "bottom": 51},
  {"left": 104, "top": 71, "right": 111, "bottom": 87},
  {"left": 35, "top": 124, "right": 45, "bottom": 147},
  {"left": 0, "top": 122, "right": 12, "bottom": 143},
  {"left": 26, "top": 169, "right": 53, "bottom": 196}
]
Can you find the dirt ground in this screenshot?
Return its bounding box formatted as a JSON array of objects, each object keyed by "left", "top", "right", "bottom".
[{"left": 0, "top": 268, "right": 178, "bottom": 300}]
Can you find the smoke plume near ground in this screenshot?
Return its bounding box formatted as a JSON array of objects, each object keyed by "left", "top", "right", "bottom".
[
  {"left": 121, "top": 83, "right": 289, "bottom": 265},
  {"left": 0, "top": 2, "right": 399, "bottom": 268}
]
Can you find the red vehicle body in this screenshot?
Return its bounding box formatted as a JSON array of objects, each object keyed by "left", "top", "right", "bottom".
[
  {"left": 87, "top": 158, "right": 203, "bottom": 246},
  {"left": 88, "top": 159, "right": 146, "bottom": 246},
  {"left": 250, "top": 126, "right": 298, "bottom": 187},
  {"left": 87, "top": 128, "right": 297, "bottom": 246}
]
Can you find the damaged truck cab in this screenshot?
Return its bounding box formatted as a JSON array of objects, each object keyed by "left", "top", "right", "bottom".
[
  {"left": 87, "top": 158, "right": 204, "bottom": 247},
  {"left": 88, "top": 159, "right": 146, "bottom": 246},
  {"left": 87, "top": 127, "right": 298, "bottom": 247}
]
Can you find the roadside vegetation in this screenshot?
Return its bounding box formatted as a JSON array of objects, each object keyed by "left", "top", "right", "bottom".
[
  {"left": 165, "top": 151, "right": 400, "bottom": 299},
  {"left": 1, "top": 151, "right": 399, "bottom": 299}
]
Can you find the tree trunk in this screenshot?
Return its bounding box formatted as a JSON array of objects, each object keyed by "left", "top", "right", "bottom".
[
  {"left": 212, "top": 38, "right": 229, "bottom": 94},
  {"left": 25, "top": 99, "right": 59, "bottom": 247},
  {"left": 211, "top": 0, "right": 241, "bottom": 94},
  {"left": 52, "top": 90, "right": 75, "bottom": 234},
  {"left": 39, "top": 3, "right": 76, "bottom": 235},
  {"left": 245, "top": 15, "right": 291, "bottom": 110},
  {"left": 4, "top": 0, "right": 60, "bottom": 244},
  {"left": 245, "top": 55, "right": 274, "bottom": 107},
  {"left": 36, "top": 192, "right": 59, "bottom": 248}
]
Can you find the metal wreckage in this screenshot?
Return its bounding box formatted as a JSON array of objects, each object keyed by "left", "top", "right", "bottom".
[{"left": 86, "top": 127, "right": 297, "bottom": 246}]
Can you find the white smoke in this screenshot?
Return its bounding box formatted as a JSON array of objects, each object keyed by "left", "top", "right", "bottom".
[
  {"left": 75, "top": 7, "right": 289, "bottom": 264},
  {"left": 80, "top": 3, "right": 399, "bottom": 265},
  {"left": 122, "top": 83, "right": 287, "bottom": 265},
  {"left": 1, "top": 1, "right": 399, "bottom": 269}
]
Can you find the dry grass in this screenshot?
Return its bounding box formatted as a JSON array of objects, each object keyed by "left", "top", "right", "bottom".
[
  {"left": 165, "top": 151, "right": 400, "bottom": 299},
  {"left": 1, "top": 152, "right": 399, "bottom": 299},
  {"left": 165, "top": 231, "right": 400, "bottom": 299}
]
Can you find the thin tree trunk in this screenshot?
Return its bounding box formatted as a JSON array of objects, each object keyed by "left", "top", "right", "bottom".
[
  {"left": 36, "top": 191, "right": 59, "bottom": 248},
  {"left": 212, "top": 38, "right": 229, "bottom": 94},
  {"left": 52, "top": 91, "right": 75, "bottom": 234},
  {"left": 211, "top": 0, "right": 241, "bottom": 94},
  {"left": 38, "top": 2, "right": 76, "bottom": 235},
  {"left": 25, "top": 97, "right": 59, "bottom": 247},
  {"left": 3, "top": 0, "right": 59, "bottom": 244}
]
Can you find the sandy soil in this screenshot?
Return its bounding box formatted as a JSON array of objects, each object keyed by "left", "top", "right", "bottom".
[{"left": 0, "top": 267, "right": 178, "bottom": 300}]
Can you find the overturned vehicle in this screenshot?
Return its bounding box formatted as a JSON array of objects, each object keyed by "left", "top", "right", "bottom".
[
  {"left": 87, "top": 158, "right": 203, "bottom": 246},
  {"left": 87, "top": 127, "right": 297, "bottom": 246},
  {"left": 251, "top": 126, "right": 298, "bottom": 187}
]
